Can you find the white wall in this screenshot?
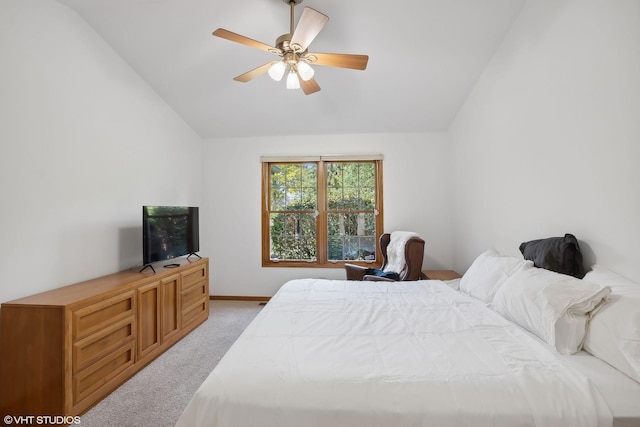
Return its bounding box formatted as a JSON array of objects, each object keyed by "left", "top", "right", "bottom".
[
  {"left": 8, "top": 0, "right": 637, "bottom": 302},
  {"left": 450, "top": 0, "right": 640, "bottom": 280},
  {"left": 203, "top": 133, "right": 453, "bottom": 297},
  {"left": 0, "top": 0, "right": 203, "bottom": 302}
]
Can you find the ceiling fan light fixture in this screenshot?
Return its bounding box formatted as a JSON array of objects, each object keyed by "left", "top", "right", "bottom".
[
  {"left": 268, "top": 61, "right": 287, "bottom": 81},
  {"left": 286, "top": 70, "right": 300, "bottom": 89},
  {"left": 213, "top": 0, "right": 368, "bottom": 95},
  {"left": 297, "top": 61, "right": 314, "bottom": 81}
]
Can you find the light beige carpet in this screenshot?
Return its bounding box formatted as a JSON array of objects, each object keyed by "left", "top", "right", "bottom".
[{"left": 79, "top": 300, "right": 263, "bottom": 427}]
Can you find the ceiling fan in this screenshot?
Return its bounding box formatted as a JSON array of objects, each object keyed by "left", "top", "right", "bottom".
[{"left": 212, "top": 0, "right": 369, "bottom": 95}]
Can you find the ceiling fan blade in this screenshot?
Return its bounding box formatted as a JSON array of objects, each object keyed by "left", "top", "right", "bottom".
[
  {"left": 290, "top": 7, "right": 329, "bottom": 52},
  {"left": 307, "top": 53, "right": 369, "bottom": 70},
  {"left": 233, "top": 62, "right": 276, "bottom": 83},
  {"left": 298, "top": 75, "right": 321, "bottom": 95},
  {"left": 213, "top": 28, "right": 279, "bottom": 54}
]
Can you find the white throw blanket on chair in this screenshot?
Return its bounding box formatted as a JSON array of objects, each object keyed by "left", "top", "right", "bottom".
[{"left": 383, "top": 231, "right": 419, "bottom": 274}]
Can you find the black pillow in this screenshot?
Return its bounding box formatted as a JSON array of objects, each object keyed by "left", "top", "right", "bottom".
[{"left": 519, "top": 233, "right": 585, "bottom": 278}]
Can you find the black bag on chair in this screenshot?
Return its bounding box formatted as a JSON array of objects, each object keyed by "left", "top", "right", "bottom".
[{"left": 364, "top": 268, "right": 401, "bottom": 281}]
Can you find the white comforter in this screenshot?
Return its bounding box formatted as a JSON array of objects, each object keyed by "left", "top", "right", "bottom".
[{"left": 176, "top": 279, "right": 612, "bottom": 427}]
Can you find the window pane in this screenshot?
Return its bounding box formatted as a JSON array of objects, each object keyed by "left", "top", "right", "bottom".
[
  {"left": 359, "top": 163, "right": 375, "bottom": 186},
  {"left": 327, "top": 212, "right": 376, "bottom": 261},
  {"left": 327, "top": 212, "right": 376, "bottom": 237},
  {"left": 328, "top": 235, "right": 376, "bottom": 261},
  {"left": 269, "top": 212, "right": 316, "bottom": 261},
  {"left": 326, "top": 163, "right": 342, "bottom": 188},
  {"left": 342, "top": 163, "right": 360, "bottom": 188},
  {"left": 327, "top": 187, "right": 342, "bottom": 210},
  {"left": 326, "top": 162, "right": 375, "bottom": 211},
  {"left": 301, "top": 164, "right": 317, "bottom": 187},
  {"left": 270, "top": 163, "right": 317, "bottom": 211},
  {"left": 360, "top": 187, "right": 375, "bottom": 210}
]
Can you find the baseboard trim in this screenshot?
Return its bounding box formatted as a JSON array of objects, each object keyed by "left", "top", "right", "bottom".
[{"left": 210, "top": 295, "right": 271, "bottom": 302}]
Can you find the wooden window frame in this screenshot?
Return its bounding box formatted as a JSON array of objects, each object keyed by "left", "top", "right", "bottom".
[{"left": 261, "top": 158, "right": 384, "bottom": 268}]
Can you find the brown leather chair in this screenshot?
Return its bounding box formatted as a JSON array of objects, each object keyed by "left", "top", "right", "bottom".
[{"left": 344, "top": 232, "right": 425, "bottom": 281}]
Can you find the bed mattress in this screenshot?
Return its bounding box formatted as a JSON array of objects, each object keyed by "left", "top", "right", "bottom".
[
  {"left": 177, "top": 279, "right": 614, "bottom": 427},
  {"left": 565, "top": 351, "right": 640, "bottom": 427}
]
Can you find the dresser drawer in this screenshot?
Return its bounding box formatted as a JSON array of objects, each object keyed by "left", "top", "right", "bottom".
[
  {"left": 73, "top": 341, "right": 135, "bottom": 407},
  {"left": 182, "top": 298, "right": 208, "bottom": 327},
  {"left": 72, "top": 315, "right": 136, "bottom": 374},
  {"left": 72, "top": 291, "right": 136, "bottom": 341},
  {"left": 182, "top": 281, "right": 207, "bottom": 309},
  {"left": 181, "top": 278, "right": 207, "bottom": 325},
  {"left": 181, "top": 263, "right": 207, "bottom": 290}
]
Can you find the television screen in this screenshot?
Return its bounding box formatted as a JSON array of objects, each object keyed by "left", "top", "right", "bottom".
[{"left": 143, "top": 206, "right": 199, "bottom": 265}]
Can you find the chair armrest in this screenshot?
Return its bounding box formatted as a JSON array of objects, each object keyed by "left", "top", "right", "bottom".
[
  {"left": 344, "top": 263, "right": 367, "bottom": 281},
  {"left": 363, "top": 275, "right": 396, "bottom": 282}
]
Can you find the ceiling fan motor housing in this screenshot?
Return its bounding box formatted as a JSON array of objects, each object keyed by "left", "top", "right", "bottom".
[{"left": 275, "top": 34, "right": 292, "bottom": 52}]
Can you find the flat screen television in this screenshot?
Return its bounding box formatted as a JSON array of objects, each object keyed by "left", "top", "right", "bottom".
[{"left": 142, "top": 206, "right": 200, "bottom": 268}]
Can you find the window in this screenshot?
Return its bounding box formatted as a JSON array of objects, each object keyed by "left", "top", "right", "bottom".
[{"left": 261, "top": 156, "right": 383, "bottom": 267}]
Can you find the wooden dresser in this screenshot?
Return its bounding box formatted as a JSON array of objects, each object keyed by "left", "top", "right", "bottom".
[{"left": 0, "top": 257, "right": 209, "bottom": 421}]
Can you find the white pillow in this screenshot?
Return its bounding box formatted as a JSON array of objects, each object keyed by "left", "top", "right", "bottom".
[
  {"left": 492, "top": 267, "right": 611, "bottom": 355},
  {"left": 459, "top": 250, "right": 533, "bottom": 303},
  {"left": 583, "top": 265, "right": 640, "bottom": 383}
]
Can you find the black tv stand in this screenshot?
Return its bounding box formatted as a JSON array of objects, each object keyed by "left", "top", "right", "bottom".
[
  {"left": 140, "top": 254, "right": 201, "bottom": 272},
  {"left": 139, "top": 264, "right": 156, "bottom": 274},
  {"left": 187, "top": 253, "right": 202, "bottom": 261}
]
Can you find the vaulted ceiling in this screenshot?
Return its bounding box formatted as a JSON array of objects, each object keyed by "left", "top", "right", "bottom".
[{"left": 56, "top": 0, "right": 525, "bottom": 138}]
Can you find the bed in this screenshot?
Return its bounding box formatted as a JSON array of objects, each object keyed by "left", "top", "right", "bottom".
[{"left": 176, "top": 252, "right": 640, "bottom": 427}]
